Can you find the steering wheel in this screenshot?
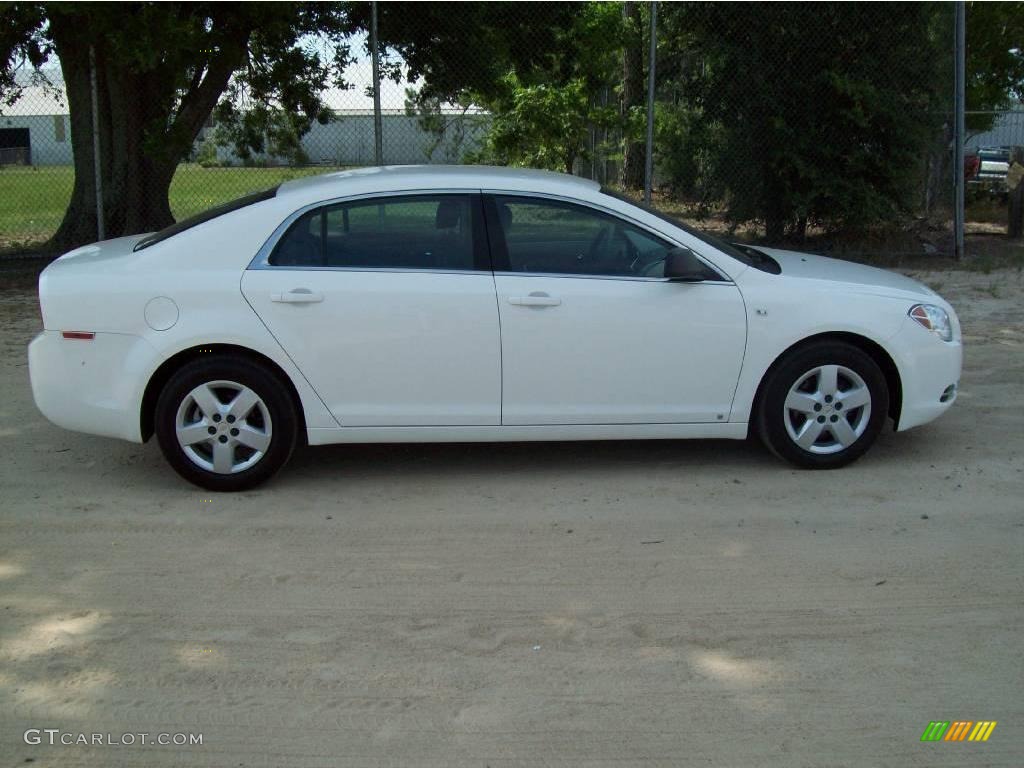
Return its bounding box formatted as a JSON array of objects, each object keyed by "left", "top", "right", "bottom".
[
  {"left": 586, "top": 225, "right": 647, "bottom": 277},
  {"left": 630, "top": 248, "right": 669, "bottom": 277}
]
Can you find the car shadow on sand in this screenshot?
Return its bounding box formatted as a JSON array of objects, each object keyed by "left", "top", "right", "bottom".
[{"left": 274, "top": 423, "right": 930, "bottom": 488}]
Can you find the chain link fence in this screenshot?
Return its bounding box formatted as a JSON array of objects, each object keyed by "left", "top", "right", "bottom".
[{"left": 1, "top": 2, "right": 1019, "bottom": 259}]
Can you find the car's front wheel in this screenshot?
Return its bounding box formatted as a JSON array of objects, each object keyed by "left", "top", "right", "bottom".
[
  {"left": 155, "top": 356, "right": 298, "bottom": 491},
  {"left": 756, "top": 341, "right": 889, "bottom": 469}
]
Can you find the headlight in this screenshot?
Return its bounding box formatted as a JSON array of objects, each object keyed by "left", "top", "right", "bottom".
[{"left": 909, "top": 304, "right": 953, "bottom": 341}]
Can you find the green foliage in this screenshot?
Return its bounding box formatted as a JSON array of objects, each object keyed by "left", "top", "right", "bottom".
[
  {"left": 5, "top": 0, "right": 1024, "bottom": 247},
  {"left": 349, "top": 1, "right": 580, "bottom": 105},
  {"left": 966, "top": 1, "right": 1024, "bottom": 132},
  {"left": 467, "top": 75, "right": 614, "bottom": 173},
  {"left": 0, "top": 2, "right": 49, "bottom": 106},
  {"left": 212, "top": 102, "right": 319, "bottom": 166},
  {"left": 658, "top": 2, "right": 948, "bottom": 238},
  {"left": 195, "top": 136, "right": 220, "bottom": 168},
  {"left": 402, "top": 89, "right": 489, "bottom": 163},
  {"left": 0, "top": 2, "right": 374, "bottom": 245},
  {"left": 653, "top": 104, "right": 718, "bottom": 200},
  {"left": 210, "top": 7, "right": 351, "bottom": 165},
  {"left": 1, "top": 2, "right": 354, "bottom": 231},
  {"left": 403, "top": 2, "right": 624, "bottom": 173}
]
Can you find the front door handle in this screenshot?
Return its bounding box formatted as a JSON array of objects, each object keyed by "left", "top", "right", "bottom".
[
  {"left": 271, "top": 288, "right": 323, "bottom": 304},
  {"left": 508, "top": 293, "right": 561, "bottom": 307}
]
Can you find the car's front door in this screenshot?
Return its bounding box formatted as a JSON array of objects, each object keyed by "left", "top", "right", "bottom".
[
  {"left": 242, "top": 193, "right": 501, "bottom": 426},
  {"left": 485, "top": 194, "right": 747, "bottom": 425}
]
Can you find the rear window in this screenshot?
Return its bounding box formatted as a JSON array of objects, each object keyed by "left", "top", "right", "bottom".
[{"left": 133, "top": 186, "right": 279, "bottom": 251}]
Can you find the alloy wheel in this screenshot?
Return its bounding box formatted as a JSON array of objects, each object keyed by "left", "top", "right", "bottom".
[
  {"left": 175, "top": 380, "right": 273, "bottom": 474},
  {"left": 783, "top": 364, "right": 872, "bottom": 455}
]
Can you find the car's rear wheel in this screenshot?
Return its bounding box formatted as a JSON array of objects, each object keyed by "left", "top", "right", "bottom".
[
  {"left": 756, "top": 341, "right": 889, "bottom": 469},
  {"left": 155, "top": 356, "right": 298, "bottom": 490}
]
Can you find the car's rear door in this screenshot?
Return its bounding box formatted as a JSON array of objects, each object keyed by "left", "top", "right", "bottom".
[{"left": 242, "top": 192, "right": 501, "bottom": 426}]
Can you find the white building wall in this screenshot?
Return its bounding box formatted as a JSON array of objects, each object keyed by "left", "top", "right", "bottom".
[
  {"left": 966, "top": 110, "right": 1024, "bottom": 151},
  {"left": 3, "top": 110, "right": 489, "bottom": 168},
  {"left": 0, "top": 113, "right": 73, "bottom": 165}
]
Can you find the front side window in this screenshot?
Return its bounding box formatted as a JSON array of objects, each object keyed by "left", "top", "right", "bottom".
[
  {"left": 599, "top": 186, "right": 778, "bottom": 273},
  {"left": 485, "top": 195, "right": 675, "bottom": 278},
  {"left": 270, "top": 194, "right": 479, "bottom": 270}
]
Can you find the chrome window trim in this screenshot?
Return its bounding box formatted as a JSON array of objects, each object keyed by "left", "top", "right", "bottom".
[
  {"left": 247, "top": 188, "right": 483, "bottom": 271},
  {"left": 247, "top": 265, "right": 484, "bottom": 277},
  {"left": 247, "top": 186, "right": 734, "bottom": 285},
  {"left": 492, "top": 270, "right": 734, "bottom": 286}
]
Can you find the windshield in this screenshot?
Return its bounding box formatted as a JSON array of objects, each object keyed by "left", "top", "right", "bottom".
[
  {"left": 599, "top": 187, "right": 769, "bottom": 270},
  {"left": 133, "top": 186, "right": 280, "bottom": 251}
]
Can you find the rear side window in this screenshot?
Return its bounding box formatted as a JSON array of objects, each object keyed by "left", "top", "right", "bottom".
[
  {"left": 134, "top": 186, "right": 279, "bottom": 251},
  {"left": 269, "top": 194, "right": 484, "bottom": 271}
]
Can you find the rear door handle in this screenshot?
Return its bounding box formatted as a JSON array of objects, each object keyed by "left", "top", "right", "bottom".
[
  {"left": 271, "top": 288, "right": 323, "bottom": 304},
  {"left": 508, "top": 293, "right": 561, "bottom": 307}
]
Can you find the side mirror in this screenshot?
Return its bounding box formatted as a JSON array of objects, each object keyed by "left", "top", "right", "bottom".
[{"left": 664, "top": 247, "right": 712, "bottom": 282}]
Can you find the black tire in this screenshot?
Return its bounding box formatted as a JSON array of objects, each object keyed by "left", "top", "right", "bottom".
[
  {"left": 155, "top": 355, "right": 298, "bottom": 491},
  {"left": 756, "top": 341, "right": 889, "bottom": 469}
]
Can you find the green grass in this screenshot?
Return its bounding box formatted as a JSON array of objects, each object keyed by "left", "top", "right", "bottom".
[{"left": 0, "top": 164, "right": 343, "bottom": 249}]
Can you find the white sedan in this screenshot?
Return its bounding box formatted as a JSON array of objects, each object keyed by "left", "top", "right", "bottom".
[{"left": 29, "top": 166, "right": 962, "bottom": 490}]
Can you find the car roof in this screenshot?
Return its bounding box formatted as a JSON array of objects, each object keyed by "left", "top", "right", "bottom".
[{"left": 276, "top": 165, "right": 601, "bottom": 200}]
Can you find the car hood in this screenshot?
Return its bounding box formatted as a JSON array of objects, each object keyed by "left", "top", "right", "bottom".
[{"left": 750, "top": 246, "right": 936, "bottom": 300}]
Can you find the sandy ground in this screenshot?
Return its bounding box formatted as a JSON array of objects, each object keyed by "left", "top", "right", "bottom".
[{"left": 0, "top": 267, "right": 1022, "bottom": 767}]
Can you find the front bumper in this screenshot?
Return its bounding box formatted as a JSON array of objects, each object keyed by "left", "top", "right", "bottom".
[
  {"left": 28, "top": 330, "right": 159, "bottom": 443},
  {"left": 888, "top": 319, "right": 963, "bottom": 432}
]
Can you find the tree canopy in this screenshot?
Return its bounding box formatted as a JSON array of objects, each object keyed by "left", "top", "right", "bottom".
[
  {"left": 2, "top": 1, "right": 1023, "bottom": 251},
  {"left": 966, "top": 0, "right": 1024, "bottom": 131},
  {"left": 1, "top": 2, "right": 354, "bottom": 247}
]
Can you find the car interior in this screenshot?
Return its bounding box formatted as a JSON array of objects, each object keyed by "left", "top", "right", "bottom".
[
  {"left": 495, "top": 197, "right": 671, "bottom": 277},
  {"left": 270, "top": 194, "right": 672, "bottom": 277},
  {"left": 271, "top": 196, "right": 475, "bottom": 270}
]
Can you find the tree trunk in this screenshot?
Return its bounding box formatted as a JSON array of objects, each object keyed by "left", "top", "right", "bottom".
[
  {"left": 620, "top": 1, "right": 645, "bottom": 190},
  {"left": 49, "top": 31, "right": 103, "bottom": 249},
  {"left": 764, "top": 179, "right": 786, "bottom": 242},
  {"left": 47, "top": 12, "right": 248, "bottom": 251},
  {"left": 50, "top": 33, "right": 176, "bottom": 250},
  {"left": 795, "top": 215, "right": 808, "bottom": 243}
]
